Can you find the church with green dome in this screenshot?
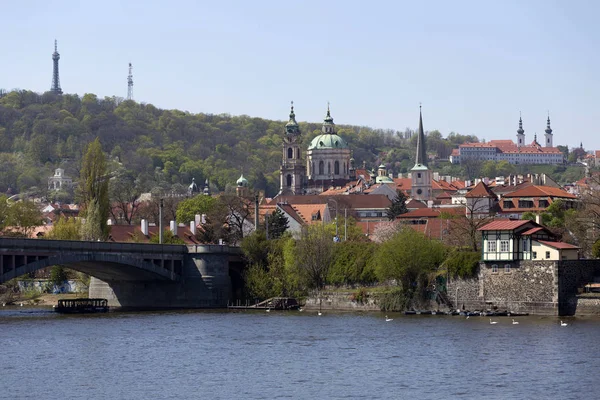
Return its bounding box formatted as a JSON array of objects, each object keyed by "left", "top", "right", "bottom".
[
  {"left": 278, "top": 103, "right": 353, "bottom": 196},
  {"left": 306, "top": 105, "right": 352, "bottom": 185}
]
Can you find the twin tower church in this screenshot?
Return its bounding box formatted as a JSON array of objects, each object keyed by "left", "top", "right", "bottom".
[{"left": 277, "top": 103, "right": 431, "bottom": 201}]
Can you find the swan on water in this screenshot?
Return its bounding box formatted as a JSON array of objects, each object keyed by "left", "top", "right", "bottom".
[
  {"left": 385, "top": 316, "right": 393, "bottom": 322},
  {"left": 466, "top": 315, "right": 470, "bottom": 319},
  {"left": 298, "top": 307, "right": 303, "bottom": 312},
  {"left": 265, "top": 308, "right": 271, "bottom": 313},
  {"left": 317, "top": 311, "right": 322, "bottom": 316},
  {"left": 560, "top": 321, "right": 568, "bottom": 327},
  {"left": 490, "top": 319, "right": 498, "bottom": 325},
  {"left": 19, "top": 303, "right": 23, "bottom": 307},
  {"left": 512, "top": 319, "right": 519, "bottom": 325}
]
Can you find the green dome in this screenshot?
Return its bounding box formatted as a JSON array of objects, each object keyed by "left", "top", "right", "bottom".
[
  {"left": 236, "top": 174, "right": 248, "bottom": 187},
  {"left": 307, "top": 134, "right": 349, "bottom": 150},
  {"left": 376, "top": 175, "right": 394, "bottom": 183}
]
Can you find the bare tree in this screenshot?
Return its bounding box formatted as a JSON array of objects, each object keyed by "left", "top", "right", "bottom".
[{"left": 442, "top": 196, "right": 495, "bottom": 251}]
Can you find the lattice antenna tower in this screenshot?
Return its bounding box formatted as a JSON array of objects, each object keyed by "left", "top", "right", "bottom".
[
  {"left": 51, "top": 39, "right": 62, "bottom": 94},
  {"left": 127, "top": 63, "right": 134, "bottom": 100}
]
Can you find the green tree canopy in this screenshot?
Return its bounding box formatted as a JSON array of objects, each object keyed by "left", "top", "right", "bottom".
[
  {"left": 373, "top": 227, "right": 446, "bottom": 290},
  {"left": 176, "top": 195, "right": 217, "bottom": 224},
  {"left": 79, "top": 138, "right": 109, "bottom": 240}
]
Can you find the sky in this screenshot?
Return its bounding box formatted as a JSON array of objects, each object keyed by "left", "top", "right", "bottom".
[{"left": 2, "top": 0, "right": 600, "bottom": 149}]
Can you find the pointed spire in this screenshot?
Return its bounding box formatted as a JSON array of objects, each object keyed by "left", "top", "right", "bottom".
[
  {"left": 54, "top": 39, "right": 57, "bottom": 53},
  {"left": 322, "top": 102, "right": 335, "bottom": 134},
  {"left": 285, "top": 100, "right": 300, "bottom": 135},
  {"left": 545, "top": 112, "right": 553, "bottom": 135},
  {"left": 414, "top": 104, "right": 427, "bottom": 166},
  {"left": 517, "top": 112, "right": 524, "bottom": 135}
]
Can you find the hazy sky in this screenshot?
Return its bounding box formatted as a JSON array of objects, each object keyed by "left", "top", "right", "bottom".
[{"left": 2, "top": 0, "right": 599, "bottom": 149}]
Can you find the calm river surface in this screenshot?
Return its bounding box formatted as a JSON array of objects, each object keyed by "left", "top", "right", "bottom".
[{"left": 1, "top": 308, "right": 599, "bottom": 400}]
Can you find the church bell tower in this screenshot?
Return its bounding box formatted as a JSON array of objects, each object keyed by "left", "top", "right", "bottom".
[
  {"left": 279, "top": 101, "right": 306, "bottom": 195},
  {"left": 410, "top": 105, "right": 432, "bottom": 202}
]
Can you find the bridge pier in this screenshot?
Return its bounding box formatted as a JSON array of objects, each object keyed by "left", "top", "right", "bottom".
[{"left": 89, "top": 247, "right": 233, "bottom": 309}]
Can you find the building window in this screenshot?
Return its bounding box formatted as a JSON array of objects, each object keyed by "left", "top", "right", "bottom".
[
  {"left": 286, "top": 174, "right": 292, "bottom": 187},
  {"left": 533, "top": 251, "right": 537, "bottom": 259},
  {"left": 319, "top": 161, "right": 324, "bottom": 175},
  {"left": 545, "top": 251, "right": 550, "bottom": 259},
  {"left": 288, "top": 148, "right": 293, "bottom": 159},
  {"left": 504, "top": 264, "right": 511, "bottom": 273},
  {"left": 523, "top": 239, "right": 528, "bottom": 252},
  {"left": 500, "top": 240, "right": 509, "bottom": 252},
  {"left": 488, "top": 241, "right": 497, "bottom": 252},
  {"left": 334, "top": 161, "right": 340, "bottom": 175},
  {"left": 492, "top": 264, "right": 498, "bottom": 273},
  {"left": 297, "top": 148, "right": 300, "bottom": 159},
  {"left": 417, "top": 173, "right": 422, "bottom": 178}
]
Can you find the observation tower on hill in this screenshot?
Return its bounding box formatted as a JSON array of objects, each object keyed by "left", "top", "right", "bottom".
[{"left": 51, "top": 40, "right": 62, "bottom": 94}]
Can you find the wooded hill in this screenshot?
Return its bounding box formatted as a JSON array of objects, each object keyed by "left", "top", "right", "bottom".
[{"left": 0, "top": 89, "right": 579, "bottom": 199}]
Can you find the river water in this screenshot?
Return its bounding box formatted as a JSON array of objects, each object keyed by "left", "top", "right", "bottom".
[{"left": 0, "top": 308, "right": 599, "bottom": 400}]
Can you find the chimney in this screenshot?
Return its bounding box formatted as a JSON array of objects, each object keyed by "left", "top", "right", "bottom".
[
  {"left": 195, "top": 214, "right": 201, "bottom": 226},
  {"left": 141, "top": 219, "right": 149, "bottom": 236},
  {"left": 427, "top": 200, "right": 433, "bottom": 208},
  {"left": 201, "top": 214, "right": 207, "bottom": 224},
  {"left": 170, "top": 220, "right": 177, "bottom": 235},
  {"left": 535, "top": 214, "right": 541, "bottom": 225},
  {"left": 483, "top": 177, "right": 489, "bottom": 185},
  {"left": 433, "top": 172, "right": 440, "bottom": 181},
  {"left": 190, "top": 221, "right": 196, "bottom": 235}
]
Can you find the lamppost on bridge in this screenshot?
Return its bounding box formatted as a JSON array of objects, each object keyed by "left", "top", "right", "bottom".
[{"left": 159, "top": 198, "right": 164, "bottom": 244}]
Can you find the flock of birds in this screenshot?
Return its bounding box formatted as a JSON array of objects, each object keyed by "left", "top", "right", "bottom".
[
  {"left": 264, "top": 307, "right": 570, "bottom": 326},
  {"left": 0, "top": 302, "right": 573, "bottom": 327}
]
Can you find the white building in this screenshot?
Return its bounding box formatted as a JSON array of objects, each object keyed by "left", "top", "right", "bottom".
[{"left": 450, "top": 116, "right": 564, "bottom": 165}]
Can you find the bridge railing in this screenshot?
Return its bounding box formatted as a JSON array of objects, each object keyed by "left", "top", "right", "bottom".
[{"left": 0, "top": 237, "right": 187, "bottom": 255}]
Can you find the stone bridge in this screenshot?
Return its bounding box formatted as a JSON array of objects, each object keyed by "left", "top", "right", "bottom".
[{"left": 0, "top": 238, "right": 243, "bottom": 309}]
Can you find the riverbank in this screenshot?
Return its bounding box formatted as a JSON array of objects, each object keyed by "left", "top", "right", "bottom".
[{"left": 3, "top": 293, "right": 83, "bottom": 307}]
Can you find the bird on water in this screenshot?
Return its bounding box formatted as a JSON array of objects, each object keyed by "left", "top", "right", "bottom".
[
  {"left": 560, "top": 321, "right": 568, "bottom": 327},
  {"left": 385, "top": 315, "right": 393, "bottom": 322},
  {"left": 490, "top": 319, "right": 498, "bottom": 325},
  {"left": 512, "top": 319, "right": 519, "bottom": 325}
]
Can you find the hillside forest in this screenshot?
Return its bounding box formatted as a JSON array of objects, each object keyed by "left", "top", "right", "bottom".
[{"left": 0, "top": 89, "right": 584, "bottom": 201}]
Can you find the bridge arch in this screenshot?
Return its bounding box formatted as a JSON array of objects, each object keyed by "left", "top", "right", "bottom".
[{"left": 1, "top": 253, "right": 178, "bottom": 285}]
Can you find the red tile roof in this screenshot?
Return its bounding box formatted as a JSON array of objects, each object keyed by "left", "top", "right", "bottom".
[
  {"left": 521, "top": 227, "right": 544, "bottom": 235},
  {"left": 465, "top": 181, "right": 496, "bottom": 198},
  {"left": 478, "top": 220, "right": 532, "bottom": 231},
  {"left": 537, "top": 240, "right": 580, "bottom": 249},
  {"left": 502, "top": 185, "right": 577, "bottom": 199}
]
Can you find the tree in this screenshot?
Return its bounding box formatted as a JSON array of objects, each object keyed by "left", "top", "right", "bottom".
[
  {"left": 0, "top": 195, "right": 9, "bottom": 231},
  {"left": 109, "top": 169, "right": 143, "bottom": 225},
  {"left": 176, "top": 194, "right": 216, "bottom": 224},
  {"left": 80, "top": 199, "right": 104, "bottom": 241},
  {"left": 149, "top": 230, "right": 184, "bottom": 244},
  {"left": 79, "top": 138, "right": 110, "bottom": 240},
  {"left": 46, "top": 216, "right": 82, "bottom": 240},
  {"left": 266, "top": 208, "right": 289, "bottom": 239},
  {"left": 442, "top": 196, "right": 495, "bottom": 252},
  {"left": 6, "top": 201, "right": 42, "bottom": 237},
  {"left": 373, "top": 227, "right": 446, "bottom": 291},
  {"left": 386, "top": 192, "right": 408, "bottom": 220},
  {"left": 241, "top": 230, "right": 270, "bottom": 266},
  {"left": 220, "top": 193, "right": 253, "bottom": 244},
  {"left": 293, "top": 225, "right": 334, "bottom": 290}
]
